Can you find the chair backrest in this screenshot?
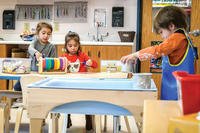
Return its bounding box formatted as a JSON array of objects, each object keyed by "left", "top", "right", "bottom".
[
  {"left": 20, "top": 75, "right": 45, "bottom": 108},
  {"left": 143, "top": 100, "right": 182, "bottom": 133}
]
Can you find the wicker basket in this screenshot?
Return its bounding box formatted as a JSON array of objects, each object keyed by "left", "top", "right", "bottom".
[
  {"left": 118, "top": 31, "right": 135, "bottom": 42},
  {"left": 11, "top": 48, "right": 27, "bottom": 58}
]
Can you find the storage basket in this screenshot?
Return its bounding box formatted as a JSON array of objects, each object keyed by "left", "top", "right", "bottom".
[
  {"left": 132, "top": 73, "right": 152, "bottom": 89},
  {"left": 118, "top": 31, "right": 135, "bottom": 42},
  {"left": 173, "top": 71, "right": 200, "bottom": 114},
  {"left": 2, "top": 58, "right": 31, "bottom": 74},
  {"left": 11, "top": 48, "right": 27, "bottom": 58}
]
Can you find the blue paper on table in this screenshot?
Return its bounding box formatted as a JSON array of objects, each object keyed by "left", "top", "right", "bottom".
[{"left": 28, "top": 78, "right": 157, "bottom": 91}]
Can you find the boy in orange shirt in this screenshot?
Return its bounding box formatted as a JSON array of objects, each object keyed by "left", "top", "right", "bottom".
[{"left": 121, "top": 6, "right": 197, "bottom": 100}]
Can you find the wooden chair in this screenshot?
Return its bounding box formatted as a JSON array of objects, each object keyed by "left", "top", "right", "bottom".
[
  {"left": 0, "top": 76, "right": 46, "bottom": 133},
  {"left": 0, "top": 102, "right": 9, "bottom": 133},
  {"left": 50, "top": 101, "right": 132, "bottom": 133},
  {"left": 142, "top": 100, "right": 183, "bottom": 133},
  {"left": 0, "top": 90, "right": 22, "bottom": 133}
]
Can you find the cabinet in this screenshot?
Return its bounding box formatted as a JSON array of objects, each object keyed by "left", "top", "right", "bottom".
[
  {"left": 81, "top": 46, "right": 101, "bottom": 72},
  {"left": 56, "top": 45, "right": 132, "bottom": 72},
  {"left": 56, "top": 44, "right": 65, "bottom": 57}
]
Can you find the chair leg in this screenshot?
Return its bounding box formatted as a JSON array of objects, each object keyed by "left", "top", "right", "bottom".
[
  {"left": 51, "top": 113, "right": 59, "bottom": 133},
  {"left": 14, "top": 107, "right": 24, "bottom": 133},
  {"left": 118, "top": 117, "right": 121, "bottom": 131},
  {"left": 0, "top": 103, "right": 7, "bottom": 133},
  {"left": 103, "top": 115, "right": 107, "bottom": 132},
  {"left": 113, "top": 116, "right": 120, "bottom": 133},
  {"left": 92, "top": 115, "right": 95, "bottom": 130},
  {"left": 59, "top": 114, "right": 68, "bottom": 133},
  {"left": 124, "top": 116, "right": 131, "bottom": 133},
  {"left": 4, "top": 101, "right": 10, "bottom": 133},
  {"left": 94, "top": 115, "right": 101, "bottom": 133}
]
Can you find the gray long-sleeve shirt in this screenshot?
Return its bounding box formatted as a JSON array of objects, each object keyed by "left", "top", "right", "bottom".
[{"left": 28, "top": 39, "right": 57, "bottom": 71}]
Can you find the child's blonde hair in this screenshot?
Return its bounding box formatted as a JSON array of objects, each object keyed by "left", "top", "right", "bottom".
[
  {"left": 65, "top": 31, "right": 81, "bottom": 54},
  {"left": 153, "top": 6, "right": 187, "bottom": 34},
  {"left": 35, "top": 22, "right": 53, "bottom": 35}
]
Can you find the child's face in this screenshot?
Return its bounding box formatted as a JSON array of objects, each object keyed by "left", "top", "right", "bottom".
[
  {"left": 67, "top": 40, "right": 79, "bottom": 55},
  {"left": 38, "top": 27, "right": 52, "bottom": 44},
  {"left": 158, "top": 28, "right": 174, "bottom": 40}
]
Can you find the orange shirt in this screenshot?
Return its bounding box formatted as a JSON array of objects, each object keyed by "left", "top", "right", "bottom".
[{"left": 139, "top": 33, "right": 188, "bottom": 64}]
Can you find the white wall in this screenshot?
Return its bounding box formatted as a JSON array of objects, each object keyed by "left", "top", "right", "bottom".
[{"left": 0, "top": 0, "right": 137, "bottom": 42}]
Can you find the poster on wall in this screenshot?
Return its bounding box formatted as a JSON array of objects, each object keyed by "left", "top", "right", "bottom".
[{"left": 94, "top": 8, "right": 107, "bottom": 27}]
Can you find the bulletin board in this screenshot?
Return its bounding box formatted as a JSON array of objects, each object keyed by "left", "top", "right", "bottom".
[{"left": 94, "top": 8, "right": 107, "bottom": 27}]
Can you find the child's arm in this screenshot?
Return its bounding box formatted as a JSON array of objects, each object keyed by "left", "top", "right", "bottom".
[
  {"left": 28, "top": 42, "right": 38, "bottom": 57},
  {"left": 121, "top": 33, "right": 187, "bottom": 64},
  {"left": 28, "top": 42, "right": 42, "bottom": 61},
  {"left": 138, "top": 33, "right": 187, "bottom": 60}
]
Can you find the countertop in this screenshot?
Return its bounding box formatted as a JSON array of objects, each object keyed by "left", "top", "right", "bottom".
[{"left": 0, "top": 40, "right": 134, "bottom": 46}]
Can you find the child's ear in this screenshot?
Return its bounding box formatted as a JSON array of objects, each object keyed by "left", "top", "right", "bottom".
[{"left": 169, "top": 23, "right": 176, "bottom": 31}]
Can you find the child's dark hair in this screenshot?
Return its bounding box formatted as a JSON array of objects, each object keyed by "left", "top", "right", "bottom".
[
  {"left": 153, "top": 6, "right": 188, "bottom": 34},
  {"left": 65, "top": 31, "right": 81, "bottom": 54},
  {"left": 35, "top": 22, "right": 53, "bottom": 35}
]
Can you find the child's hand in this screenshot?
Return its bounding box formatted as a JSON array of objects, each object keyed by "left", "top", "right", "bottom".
[
  {"left": 121, "top": 52, "right": 138, "bottom": 64},
  {"left": 35, "top": 51, "right": 42, "bottom": 61},
  {"left": 86, "top": 59, "right": 92, "bottom": 66}
]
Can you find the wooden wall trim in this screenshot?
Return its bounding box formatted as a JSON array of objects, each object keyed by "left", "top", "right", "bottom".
[{"left": 191, "top": 0, "right": 200, "bottom": 74}]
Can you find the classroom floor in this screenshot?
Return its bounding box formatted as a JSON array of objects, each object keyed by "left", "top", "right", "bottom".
[{"left": 9, "top": 108, "right": 139, "bottom": 133}]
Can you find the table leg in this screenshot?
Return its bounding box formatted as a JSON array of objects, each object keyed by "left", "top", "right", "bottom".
[
  {"left": 30, "top": 118, "right": 44, "bottom": 133},
  {"left": 8, "top": 80, "right": 14, "bottom": 90},
  {"left": 103, "top": 115, "right": 107, "bottom": 132}
]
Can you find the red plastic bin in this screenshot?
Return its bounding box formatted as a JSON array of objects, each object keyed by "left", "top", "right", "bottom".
[{"left": 173, "top": 71, "right": 200, "bottom": 114}]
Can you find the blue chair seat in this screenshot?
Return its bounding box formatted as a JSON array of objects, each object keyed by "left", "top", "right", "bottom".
[{"left": 51, "top": 100, "right": 132, "bottom": 116}]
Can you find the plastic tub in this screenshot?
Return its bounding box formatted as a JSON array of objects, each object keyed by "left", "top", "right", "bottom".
[
  {"left": 132, "top": 73, "right": 152, "bottom": 89},
  {"left": 173, "top": 71, "right": 200, "bottom": 114},
  {"left": 2, "top": 58, "right": 31, "bottom": 74}
]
